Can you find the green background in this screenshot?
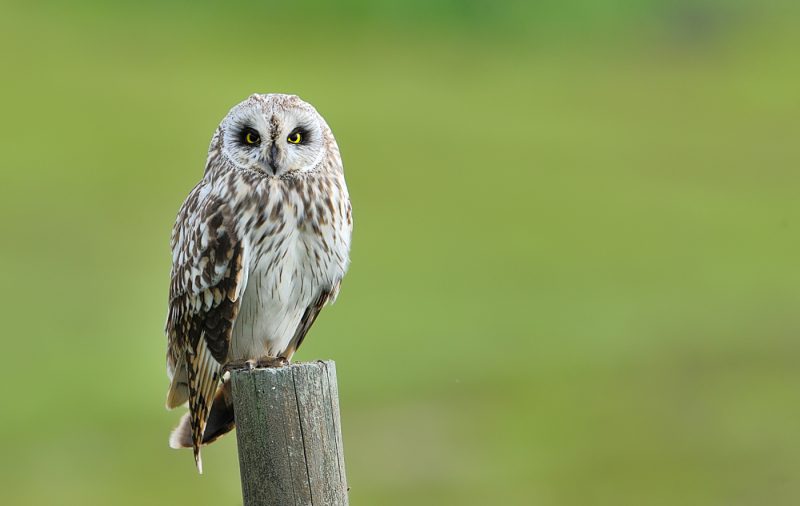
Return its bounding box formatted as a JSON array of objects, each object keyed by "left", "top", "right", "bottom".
[{"left": 1, "top": 1, "right": 798, "bottom": 504}]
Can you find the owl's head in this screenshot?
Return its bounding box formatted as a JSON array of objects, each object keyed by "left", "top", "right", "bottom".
[{"left": 214, "top": 93, "right": 334, "bottom": 177}]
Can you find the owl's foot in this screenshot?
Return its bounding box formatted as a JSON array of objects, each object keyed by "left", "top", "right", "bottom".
[
  {"left": 255, "top": 356, "right": 289, "bottom": 368},
  {"left": 222, "top": 356, "right": 288, "bottom": 374},
  {"left": 222, "top": 359, "right": 257, "bottom": 374}
]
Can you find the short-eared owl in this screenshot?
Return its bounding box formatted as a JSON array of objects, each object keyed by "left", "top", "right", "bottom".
[{"left": 164, "top": 94, "right": 352, "bottom": 472}]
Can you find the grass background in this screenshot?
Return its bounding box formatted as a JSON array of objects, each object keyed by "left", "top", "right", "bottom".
[{"left": 0, "top": 0, "right": 798, "bottom": 504}]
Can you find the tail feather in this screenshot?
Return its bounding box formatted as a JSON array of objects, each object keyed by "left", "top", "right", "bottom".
[
  {"left": 185, "top": 340, "right": 222, "bottom": 473},
  {"left": 169, "top": 376, "right": 235, "bottom": 472},
  {"left": 166, "top": 355, "right": 189, "bottom": 409},
  {"left": 169, "top": 412, "right": 192, "bottom": 449},
  {"left": 202, "top": 380, "right": 235, "bottom": 445}
]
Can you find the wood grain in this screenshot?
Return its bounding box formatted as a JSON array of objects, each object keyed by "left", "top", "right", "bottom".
[{"left": 231, "top": 361, "right": 349, "bottom": 506}]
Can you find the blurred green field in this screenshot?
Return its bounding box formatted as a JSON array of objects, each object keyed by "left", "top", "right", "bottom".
[{"left": 1, "top": 1, "right": 799, "bottom": 504}]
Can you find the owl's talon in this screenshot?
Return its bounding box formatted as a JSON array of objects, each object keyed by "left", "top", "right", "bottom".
[
  {"left": 222, "top": 359, "right": 256, "bottom": 374},
  {"left": 255, "top": 356, "right": 288, "bottom": 368}
]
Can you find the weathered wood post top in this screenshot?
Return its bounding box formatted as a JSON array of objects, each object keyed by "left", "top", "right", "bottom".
[{"left": 230, "top": 360, "right": 349, "bottom": 506}]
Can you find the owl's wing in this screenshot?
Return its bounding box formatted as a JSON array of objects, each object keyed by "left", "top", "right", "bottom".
[
  {"left": 165, "top": 185, "right": 245, "bottom": 473},
  {"left": 283, "top": 283, "right": 338, "bottom": 360}
]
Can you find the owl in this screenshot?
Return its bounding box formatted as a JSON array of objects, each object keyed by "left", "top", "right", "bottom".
[{"left": 164, "top": 94, "right": 352, "bottom": 472}]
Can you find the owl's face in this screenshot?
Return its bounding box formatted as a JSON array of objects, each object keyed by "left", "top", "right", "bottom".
[{"left": 218, "top": 94, "right": 329, "bottom": 177}]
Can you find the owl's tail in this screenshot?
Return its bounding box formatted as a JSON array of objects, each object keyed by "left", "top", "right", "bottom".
[{"left": 169, "top": 379, "right": 235, "bottom": 463}]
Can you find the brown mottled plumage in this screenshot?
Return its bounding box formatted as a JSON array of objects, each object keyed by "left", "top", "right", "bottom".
[{"left": 165, "top": 94, "right": 352, "bottom": 472}]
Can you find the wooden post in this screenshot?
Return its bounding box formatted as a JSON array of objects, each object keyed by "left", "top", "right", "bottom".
[{"left": 230, "top": 360, "right": 349, "bottom": 506}]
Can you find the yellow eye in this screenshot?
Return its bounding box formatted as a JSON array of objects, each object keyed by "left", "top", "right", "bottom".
[
  {"left": 287, "top": 131, "right": 302, "bottom": 144},
  {"left": 243, "top": 128, "right": 260, "bottom": 145}
]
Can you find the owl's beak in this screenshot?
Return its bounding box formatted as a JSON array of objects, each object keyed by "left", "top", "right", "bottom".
[{"left": 265, "top": 142, "right": 280, "bottom": 175}]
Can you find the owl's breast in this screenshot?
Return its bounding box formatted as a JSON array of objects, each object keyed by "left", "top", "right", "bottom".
[{"left": 228, "top": 176, "right": 350, "bottom": 360}]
